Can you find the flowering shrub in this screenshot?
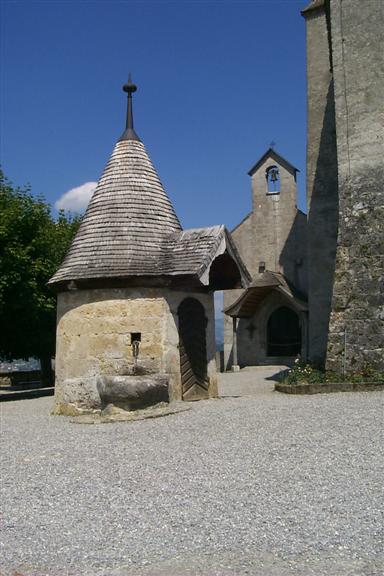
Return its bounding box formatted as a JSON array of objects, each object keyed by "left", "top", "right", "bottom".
[
  {"left": 285, "top": 360, "right": 383, "bottom": 385},
  {"left": 285, "top": 361, "right": 324, "bottom": 384}
]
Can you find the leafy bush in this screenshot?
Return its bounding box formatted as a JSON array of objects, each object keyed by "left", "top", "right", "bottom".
[{"left": 0, "top": 171, "right": 81, "bottom": 381}]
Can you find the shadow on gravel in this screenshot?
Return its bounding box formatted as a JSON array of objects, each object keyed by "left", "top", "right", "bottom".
[{"left": 266, "top": 368, "right": 290, "bottom": 382}]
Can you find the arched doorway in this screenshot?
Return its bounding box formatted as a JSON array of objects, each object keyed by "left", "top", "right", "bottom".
[
  {"left": 178, "top": 298, "right": 209, "bottom": 401},
  {"left": 267, "top": 306, "right": 301, "bottom": 357}
]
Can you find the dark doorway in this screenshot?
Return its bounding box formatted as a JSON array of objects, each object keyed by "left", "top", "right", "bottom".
[
  {"left": 267, "top": 306, "right": 301, "bottom": 356},
  {"left": 178, "top": 298, "right": 209, "bottom": 401}
]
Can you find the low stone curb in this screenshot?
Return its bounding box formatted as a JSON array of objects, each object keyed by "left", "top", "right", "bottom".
[
  {"left": 275, "top": 381, "right": 384, "bottom": 395},
  {"left": 0, "top": 387, "right": 54, "bottom": 402},
  {"left": 70, "top": 401, "right": 191, "bottom": 424}
]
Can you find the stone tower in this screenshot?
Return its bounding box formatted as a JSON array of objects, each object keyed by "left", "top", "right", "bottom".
[
  {"left": 302, "top": 0, "right": 384, "bottom": 370},
  {"left": 301, "top": 0, "right": 339, "bottom": 368},
  {"left": 49, "top": 78, "right": 250, "bottom": 414},
  {"left": 247, "top": 149, "right": 307, "bottom": 291}
]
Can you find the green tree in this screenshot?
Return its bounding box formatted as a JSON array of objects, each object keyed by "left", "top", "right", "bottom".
[{"left": 0, "top": 170, "right": 80, "bottom": 383}]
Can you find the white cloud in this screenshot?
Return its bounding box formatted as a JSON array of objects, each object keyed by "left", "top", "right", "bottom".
[{"left": 55, "top": 181, "right": 97, "bottom": 212}]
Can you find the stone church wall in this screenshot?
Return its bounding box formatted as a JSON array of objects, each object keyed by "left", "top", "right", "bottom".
[
  {"left": 303, "top": 2, "right": 339, "bottom": 367},
  {"left": 54, "top": 287, "right": 217, "bottom": 412},
  {"left": 225, "top": 291, "right": 308, "bottom": 368},
  {"left": 250, "top": 157, "right": 303, "bottom": 284},
  {"left": 223, "top": 289, "right": 243, "bottom": 369},
  {"left": 326, "top": 0, "right": 384, "bottom": 370}
]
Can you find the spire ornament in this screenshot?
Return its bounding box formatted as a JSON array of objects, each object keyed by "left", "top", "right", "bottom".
[{"left": 119, "top": 74, "right": 141, "bottom": 142}]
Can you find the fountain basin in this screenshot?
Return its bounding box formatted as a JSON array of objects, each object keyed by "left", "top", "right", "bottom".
[{"left": 97, "top": 374, "right": 169, "bottom": 411}]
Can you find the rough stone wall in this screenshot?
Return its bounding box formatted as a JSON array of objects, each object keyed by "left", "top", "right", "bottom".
[
  {"left": 54, "top": 287, "right": 217, "bottom": 411},
  {"left": 326, "top": 0, "right": 384, "bottom": 370},
  {"left": 303, "top": 3, "right": 339, "bottom": 367}
]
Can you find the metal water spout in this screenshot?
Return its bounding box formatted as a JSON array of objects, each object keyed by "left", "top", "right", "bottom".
[{"left": 132, "top": 339, "right": 140, "bottom": 374}]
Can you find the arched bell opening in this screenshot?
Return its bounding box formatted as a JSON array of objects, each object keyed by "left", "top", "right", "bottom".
[
  {"left": 266, "top": 165, "right": 280, "bottom": 194},
  {"left": 267, "top": 306, "right": 301, "bottom": 357}
]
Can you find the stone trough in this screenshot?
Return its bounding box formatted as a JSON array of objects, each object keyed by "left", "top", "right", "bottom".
[{"left": 97, "top": 374, "right": 169, "bottom": 412}]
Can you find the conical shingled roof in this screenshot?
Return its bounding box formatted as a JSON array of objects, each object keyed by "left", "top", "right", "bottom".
[
  {"left": 49, "top": 138, "right": 182, "bottom": 284},
  {"left": 49, "top": 79, "right": 251, "bottom": 290}
]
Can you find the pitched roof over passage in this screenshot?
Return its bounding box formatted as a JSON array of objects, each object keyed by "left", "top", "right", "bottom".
[{"left": 162, "top": 225, "right": 249, "bottom": 287}]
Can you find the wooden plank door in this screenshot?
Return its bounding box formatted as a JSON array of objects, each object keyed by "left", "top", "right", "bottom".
[{"left": 178, "top": 298, "right": 209, "bottom": 401}]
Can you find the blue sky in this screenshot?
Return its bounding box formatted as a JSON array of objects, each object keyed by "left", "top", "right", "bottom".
[{"left": 1, "top": 0, "right": 307, "bottom": 232}]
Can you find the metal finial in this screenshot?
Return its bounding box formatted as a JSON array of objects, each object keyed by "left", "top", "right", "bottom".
[
  {"left": 270, "top": 140, "right": 276, "bottom": 149},
  {"left": 123, "top": 73, "right": 137, "bottom": 95},
  {"left": 119, "top": 74, "right": 141, "bottom": 142}
]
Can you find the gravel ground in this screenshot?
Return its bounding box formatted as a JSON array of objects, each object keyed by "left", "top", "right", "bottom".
[{"left": 1, "top": 369, "right": 383, "bottom": 576}]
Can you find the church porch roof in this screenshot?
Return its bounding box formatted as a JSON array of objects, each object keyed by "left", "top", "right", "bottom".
[{"left": 224, "top": 271, "right": 307, "bottom": 318}]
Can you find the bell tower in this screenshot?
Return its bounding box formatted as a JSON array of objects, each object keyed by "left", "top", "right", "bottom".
[{"left": 248, "top": 148, "right": 301, "bottom": 282}]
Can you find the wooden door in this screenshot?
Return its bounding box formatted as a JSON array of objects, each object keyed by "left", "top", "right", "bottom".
[
  {"left": 267, "top": 306, "right": 301, "bottom": 357},
  {"left": 178, "top": 298, "right": 209, "bottom": 401}
]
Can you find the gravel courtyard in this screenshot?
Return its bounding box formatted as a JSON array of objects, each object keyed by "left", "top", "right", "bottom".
[{"left": 1, "top": 368, "right": 383, "bottom": 576}]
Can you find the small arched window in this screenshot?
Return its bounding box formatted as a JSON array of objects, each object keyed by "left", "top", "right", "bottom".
[{"left": 266, "top": 165, "right": 280, "bottom": 194}]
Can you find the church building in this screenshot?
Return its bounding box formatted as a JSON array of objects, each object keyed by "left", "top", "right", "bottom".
[
  {"left": 223, "top": 148, "right": 308, "bottom": 369},
  {"left": 224, "top": 0, "right": 383, "bottom": 373}
]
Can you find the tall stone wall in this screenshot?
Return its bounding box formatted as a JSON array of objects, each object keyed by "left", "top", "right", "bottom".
[
  {"left": 54, "top": 287, "right": 217, "bottom": 411},
  {"left": 326, "top": 0, "right": 384, "bottom": 370},
  {"left": 303, "top": 1, "right": 339, "bottom": 367}
]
